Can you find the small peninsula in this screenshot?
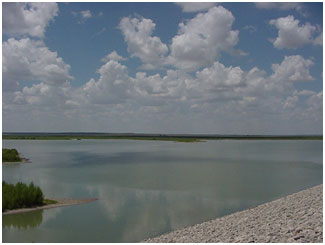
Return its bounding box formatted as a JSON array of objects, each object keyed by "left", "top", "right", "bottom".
[
  {"left": 2, "top": 148, "right": 23, "bottom": 162},
  {"left": 2, "top": 181, "right": 97, "bottom": 215}
]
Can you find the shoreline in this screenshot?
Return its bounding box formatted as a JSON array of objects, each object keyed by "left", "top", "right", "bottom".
[
  {"left": 2, "top": 157, "right": 31, "bottom": 164},
  {"left": 3, "top": 133, "right": 322, "bottom": 142},
  {"left": 3, "top": 198, "right": 98, "bottom": 216},
  {"left": 143, "top": 184, "right": 323, "bottom": 243}
]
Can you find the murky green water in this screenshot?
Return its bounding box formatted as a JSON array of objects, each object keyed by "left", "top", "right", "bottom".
[{"left": 2, "top": 140, "right": 322, "bottom": 242}]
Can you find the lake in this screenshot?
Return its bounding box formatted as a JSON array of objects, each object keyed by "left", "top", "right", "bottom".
[{"left": 2, "top": 139, "right": 322, "bottom": 242}]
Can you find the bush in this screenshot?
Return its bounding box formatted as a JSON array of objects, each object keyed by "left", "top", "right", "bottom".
[
  {"left": 2, "top": 181, "right": 44, "bottom": 211},
  {"left": 2, "top": 148, "right": 22, "bottom": 162}
]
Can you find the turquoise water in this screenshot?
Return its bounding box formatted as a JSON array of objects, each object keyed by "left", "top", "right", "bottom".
[{"left": 2, "top": 140, "right": 322, "bottom": 242}]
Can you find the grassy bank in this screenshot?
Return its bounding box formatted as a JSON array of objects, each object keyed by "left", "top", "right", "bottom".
[
  {"left": 2, "top": 181, "right": 57, "bottom": 212},
  {"left": 2, "top": 148, "right": 22, "bottom": 162}
]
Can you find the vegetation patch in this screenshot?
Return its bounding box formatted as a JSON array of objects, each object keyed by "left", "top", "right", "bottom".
[
  {"left": 3, "top": 181, "right": 44, "bottom": 211},
  {"left": 2, "top": 148, "right": 22, "bottom": 162},
  {"left": 2, "top": 181, "right": 59, "bottom": 212},
  {"left": 43, "top": 199, "right": 58, "bottom": 205}
]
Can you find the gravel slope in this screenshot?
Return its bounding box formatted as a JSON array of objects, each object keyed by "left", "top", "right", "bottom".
[{"left": 144, "top": 185, "right": 323, "bottom": 243}]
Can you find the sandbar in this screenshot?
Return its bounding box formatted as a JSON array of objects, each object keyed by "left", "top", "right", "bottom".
[{"left": 3, "top": 198, "right": 98, "bottom": 216}]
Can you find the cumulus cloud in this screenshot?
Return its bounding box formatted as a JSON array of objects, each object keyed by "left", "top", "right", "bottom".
[
  {"left": 296, "top": 90, "right": 317, "bottom": 96},
  {"left": 3, "top": 47, "right": 321, "bottom": 134},
  {"left": 175, "top": 3, "right": 216, "bottom": 12},
  {"left": 313, "top": 32, "right": 323, "bottom": 45},
  {"left": 3, "top": 38, "right": 73, "bottom": 91},
  {"left": 119, "top": 16, "right": 168, "bottom": 69},
  {"left": 270, "top": 55, "right": 314, "bottom": 82},
  {"left": 3, "top": 2, "right": 58, "bottom": 38},
  {"left": 15, "top": 54, "right": 315, "bottom": 112},
  {"left": 283, "top": 95, "right": 299, "bottom": 109},
  {"left": 76, "top": 54, "right": 315, "bottom": 111},
  {"left": 118, "top": 7, "right": 244, "bottom": 71},
  {"left": 101, "top": 51, "right": 127, "bottom": 62},
  {"left": 168, "top": 6, "right": 240, "bottom": 70},
  {"left": 196, "top": 62, "right": 244, "bottom": 90},
  {"left": 2, "top": 4, "right": 322, "bottom": 134},
  {"left": 77, "top": 60, "right": 133, "bottom": 105},
  {"left": 306, "top": 91, "right": 322, "bottom": 111},
  {"left": 269, "top": 15, "right": 322, "bottom": 49},
  {"left": 13, "top": 82, "right": 70, "bottom": 107},
  {"left": 133, "top": 70, "right": 187, "bottom": 105}
]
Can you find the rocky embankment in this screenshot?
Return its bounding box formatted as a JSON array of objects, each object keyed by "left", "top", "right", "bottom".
[{"left": 144, "top": 185, "right": 323, "bottom": 243}]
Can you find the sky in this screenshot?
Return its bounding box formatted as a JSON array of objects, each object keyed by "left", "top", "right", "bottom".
[{"left": 2, "top": 2, "right": 323, "bottom": 134}]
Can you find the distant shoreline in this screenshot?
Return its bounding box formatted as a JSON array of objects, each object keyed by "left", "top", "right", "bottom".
[
  {"left": 2, "top": 133, "right": 322, "bottom": 142},
  {"left": 3, "top": 198, "right": 98, "bottom": 216}
]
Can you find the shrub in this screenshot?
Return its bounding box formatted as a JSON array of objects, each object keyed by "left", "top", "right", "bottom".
[
  {"left": 2, "top": 149, "right": 22, "bottom": 162},
  {"left": 2, "top": 181, "right": 44, "bottom": 211}
]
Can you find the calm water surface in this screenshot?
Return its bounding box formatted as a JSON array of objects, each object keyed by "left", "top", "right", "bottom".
[{"left": 2, "top": 140, "right": 322, "bottom": 242}]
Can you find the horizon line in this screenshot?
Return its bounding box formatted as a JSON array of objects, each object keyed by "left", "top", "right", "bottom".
[{"left": 2, "top": 132, "right": 323, "bottom": 137}]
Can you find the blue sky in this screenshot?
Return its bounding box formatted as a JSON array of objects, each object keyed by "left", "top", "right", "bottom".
[{"left": 2, "top": 2, "right": 323, "bottom": 134}]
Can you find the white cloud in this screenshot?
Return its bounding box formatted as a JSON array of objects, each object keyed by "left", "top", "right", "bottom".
[
  {"left": 306, "top": 91, "right": 322, "bottom": 110},
  {"left": 81, "top": 10, "right": 92, "bottom": 19},
  {"left": 313, "top": 32, "right": 323, "bottom": 45},
  {"left": 133, "top": 70, "right": 187, "bottom": 104},
  {"left": 175, "top": 3, "right": 216, "bottom": 12},
  {"left": 13, "top": 82, "right": 70, "bottom": 106},
  {"left": 118, "top": 7, "right": 244, "bottom": 71},
  {"left": 119, "top": 16, "right": 168, "bottom": 69},
  {"left": 296, "top": 90, "right": 317, "bottom": 96},
  {"left": 3, "top": 48, "right": 321, "bottom": 134},
  {"left": 72, "top": 10, "right": 93, "bottom": 23},
  {"left": 269, "top": 15, "right": 322, "bottom": 49},
  {"left": 3, "top": 2, "right": 58, "bottom": 38},
  {"left": 101, "top": 51, "right": 127, "bottom": 62},
  {"left": 243, "top": 25, "right": 257, "bottom": 33},
  {"left": 196, "top": 62, "right": 244, "bottom": 89},
  {"left": 3, "top": 38, "right": 73, "bottom": 91},
  {"left": 270, "top": 55, "right": 314, "bottom": 83},
  {"left": 168, "top": 6, "right": 240, "bottom": 70},
  {"left": 20, "top": 54, "right": 314, "bottom": 115},
  {"left": 255, "top": 2, "right": 307, "bottom": 17},
  {"left": 2, "top": 4, "right": 322, "bottom": 134},
  {"left": 78, "top": 60, "right": 133, "bottom": 105},
  {"left": 283, "top": 95, "right": 298, "bottom": 109}
]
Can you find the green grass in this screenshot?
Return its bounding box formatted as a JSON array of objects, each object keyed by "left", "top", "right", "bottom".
[
  {"left": 2, "top": 148, "right": 22, "bottom": 162},
  {"left": 43, "top": 199, "right": 58, "bottom": 205}
]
